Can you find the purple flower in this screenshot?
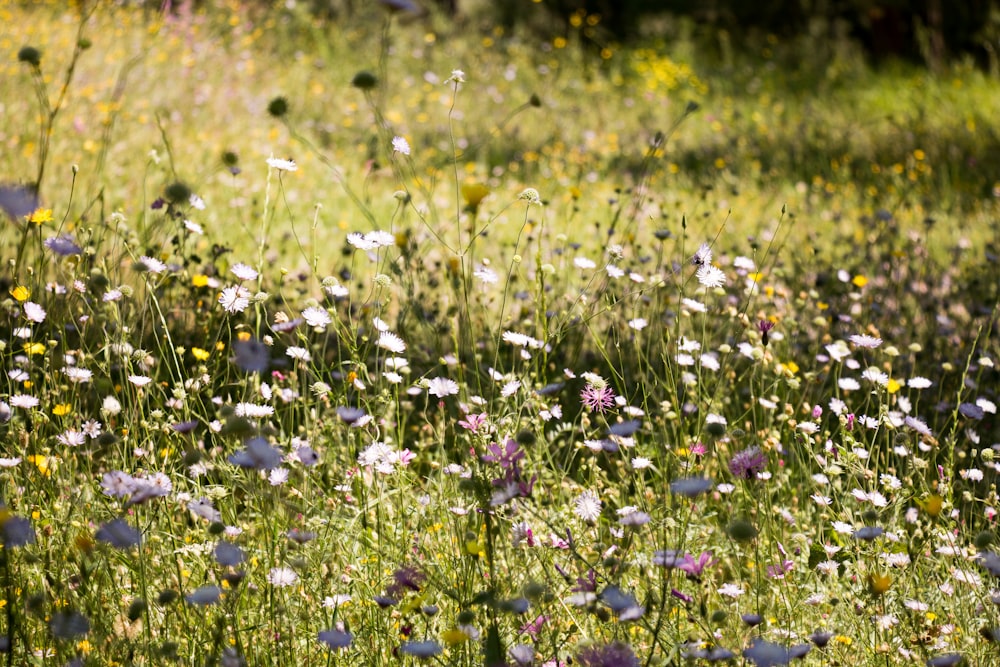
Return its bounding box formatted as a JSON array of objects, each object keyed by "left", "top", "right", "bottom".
[
  {"left": 482, "top": 439, "right": 524, "bottom": 470},
  {"left": 729, "top": 446, "right": 767, "bottom": 480},
  {"left": 678, "top": 550, "right": 717, "bottom": 578},
  {"left": 576, "top": 641, "right": 640, "bottom": 667}
]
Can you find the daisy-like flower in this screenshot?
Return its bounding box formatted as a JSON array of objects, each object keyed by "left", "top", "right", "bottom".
[
  {"left": 426, "top": 377, "right": 459, "bottom": 398},
  {"left": 377, "top": 332, "right": 407, "bottom": 353},
  {"left": 286, "top": 346, "right": 311, "bottom": 362},
  {"left": 128, "top": 375, "right": 152, "bottom": 387},
  {"left": 268, "top": 468, "right": 289, "bottom": 486},
  {"left": 696, "top": 264, "right": 726, "bottom": 289},
  {"left": 718, "top": 583, "right": 744, "bottom": 598},
  {"left": 23, "top": 301, "right": 45, "bottom": 323},
  {"left": 184, "top": 219, "right": 204, "bottom": 235},
  {"left": 908, "top": 376, "right": 932, "bottom": 389},
  {"left": 346, "top": 230, "right": 395, "bottom": 251},
  {"left": 391, "top": 136, "right": 410, "bottom": 155},
  {"left": 231, "top": 263, "right": 258, "bottom": 281},
  {"left": 234, "top": 403, "right": 275, "bottom": 418},
  {"left": 219, "top": 286, "right": 250, "bottom": 313},
  {"left": 850, "top": 333, "right": 883, "bottom": 349},
  {"left": 266, "top": 156, "right": 297, "bottom": 172},
  {"left": 862, "top": 367, "right": 889, "bottom": 386},
  {"left": 267, "top": 567, "right": 299, "bottom": 587},
  {"left": 692, "top": 242, "right": 713, "bottom": 266},
  {"left": 573, "top": 490, "right": 602, "bottom": 523},
  {"left": 474, "top": 265, "right": 498, "bottom": 284},
  {"left": 63, "top": 367, "right": 93, "bottom": 383},
  {"left": 138, "top": 256, "right": 167, "bottom": 274},
  {"left": 302, "top": 306, "right": 332, "bottom": 329},
  {"left": 681, "top": 297, "right": 707, "bottom": 313},
  {"left": 57, "top": 430, "right": 86, "bottom": 447}
]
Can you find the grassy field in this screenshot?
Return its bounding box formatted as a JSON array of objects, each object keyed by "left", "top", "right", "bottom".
[{"left": 1, "top": 1, "right": 1000, "bottom": 665}]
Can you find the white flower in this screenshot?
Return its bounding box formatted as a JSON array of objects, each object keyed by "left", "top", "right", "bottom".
[
  {"left": 681, "top": 297, "right": 707, "bottom": 313},
  {"left": 346, "top": 230, "right": 395, "bottom": 251},
  {"left": 474, "top": 265, "right": 498, "bottom": 284},
  {"left": 426, "top": 377, "right": 459, "bottom": 398},
  {"left": 234, "top": 403, "right": 275, "bottom": 418},
  {"left": 23, "top": 301, "right": 46, "bottom": 323},
  {"left": 501, "top": 381, "right": 521, "bottom": 398},
  {"left": 128, "top": 375, "right": 152, "bottom": 387},
  {"left": 696, "top": 264, "right": 726, "bottom": 289},
  {"left": 302, "top": 306, "right": 332, "bottom": 329},
  {"left": 322, "top": 594, "right": 352, "bottom": 608},
  {"left": 286, "top": 346, "right": 311, "bottom": 362},
  {"left": 267, "top": 567, "right": 299, "bottom": 587},
  {"left": 64, "top": 367, "right": 93, "bottom": 384},
  {"left": 219, "top": 285, "right": 250, "bottom": 313},
  {"left": 231, "top": 263, "right": 258, "bottom": 281},
  {"left": 838, "top": 377, "right": 861, "bottom": 391},
  {"left": 139, "top": 255, "right": 167, "bottom": 274},
  {"left": 850, "top": 333, "right": 883, "bottom": 349},
  {"left": 266, "top": 156, "right": 298, "bottom": 172},
  {"left": 377, "top": 332, "right": 407, "bottom": 353},
  {"left": 268, "top": 468, "right": 289, "bottom": 485},
  {"left": 861, "top": 367, "right": 889, "bottom": 386},
  {"left": 692, "top": 243, "right": 713, "bottom": 266},
  {"left": 573, "top": 256, "right": 596, "bottom": 270},
  {"left": 189, "top": 194, "right": 206, "bottom": 210},
  {"left": 446, "top": 69, "right": 466, "bottom": 83},
  {"left": 718, "top": 583, "right": 744, "bottom": 598},
  {"left": 573, "top": 490, "right": 601, "bottom": 523},
  {"left": 391, "top": 136, "right": 410, "bottom": 155},
  {"left": 628, "top": 318, "right": 648, "bottom": 331},
  {"left": 184, "top": 219, "right": 203, "bottom": 235}
]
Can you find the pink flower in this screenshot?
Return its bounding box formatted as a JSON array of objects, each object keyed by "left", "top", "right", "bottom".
[{"left": 458, "top": 412, "right": 488, "bottom": 433}]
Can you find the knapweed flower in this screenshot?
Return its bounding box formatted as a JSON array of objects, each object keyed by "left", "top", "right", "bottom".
[
  {"left": 729, "top": 446, "right": 767, "bottom": 480},
  {"left": 581, "top": 382, "right": 615, "bottom": 413},
  {"left": 758, "top": 319, "right": 775, "bottom": 346}
]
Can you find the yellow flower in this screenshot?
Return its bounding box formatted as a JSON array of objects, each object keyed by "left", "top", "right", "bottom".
[
  {"left": 852, "top": 275, "right": 868, "bottom": 288},
  {"left": 461, "top": 183, "right": 489, "bottom": 212},
  {"left": 10, "top": 285, "right": 30, "bottom": 302},
  {"left": 28, "top": 208, "right": 53, "bottom": 225},
  {"left": 922, "top": 494, "right": 944, "bottom": 518},
  {"left": 191, "top": 274, "right": 209, "bottom": 287},
  {"left": 52, "top": 404, "right": 72, "bottom": 416},
  {"left": 191, "top": 347, "right": 210, "bottom": 361},
  {"left": 23, "top": 342, "right": 46, "bottom": 356},
  {"left": 886, "top": 378, "right": 901, "bottom": 394},
  {"left": 27, "top": 455, "right": 52, "bottom": 477},
  {"left": 442, "top": 627, "right": 469, "bottom": 645}
]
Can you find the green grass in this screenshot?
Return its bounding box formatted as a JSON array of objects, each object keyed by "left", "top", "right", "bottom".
[{"left": 0, "top": 1, "right": 999, "bottom": 665}]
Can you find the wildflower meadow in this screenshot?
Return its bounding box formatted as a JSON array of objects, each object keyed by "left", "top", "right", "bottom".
[{"left": 1, "top": 1, "right": 1000, "bottom": 665}]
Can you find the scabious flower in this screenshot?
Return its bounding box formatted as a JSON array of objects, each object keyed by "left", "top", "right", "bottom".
[
  {"left": 729, "top": 446, "right": 767, "bottom": 480},
  {"left": 267, "top": 567, "right": 298, "bottom": 587},
  {"left": 302, "top": 306, "right": 332, "bottom": 329},
  {"left": 391, "top": 136, "right": 410, "bottom": 155},
  {"left": 576, "top": 641, "right": 639, "bottom": 667},
  {"left": 574, "top": 490, "right": 602, "bottom": 523}
]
